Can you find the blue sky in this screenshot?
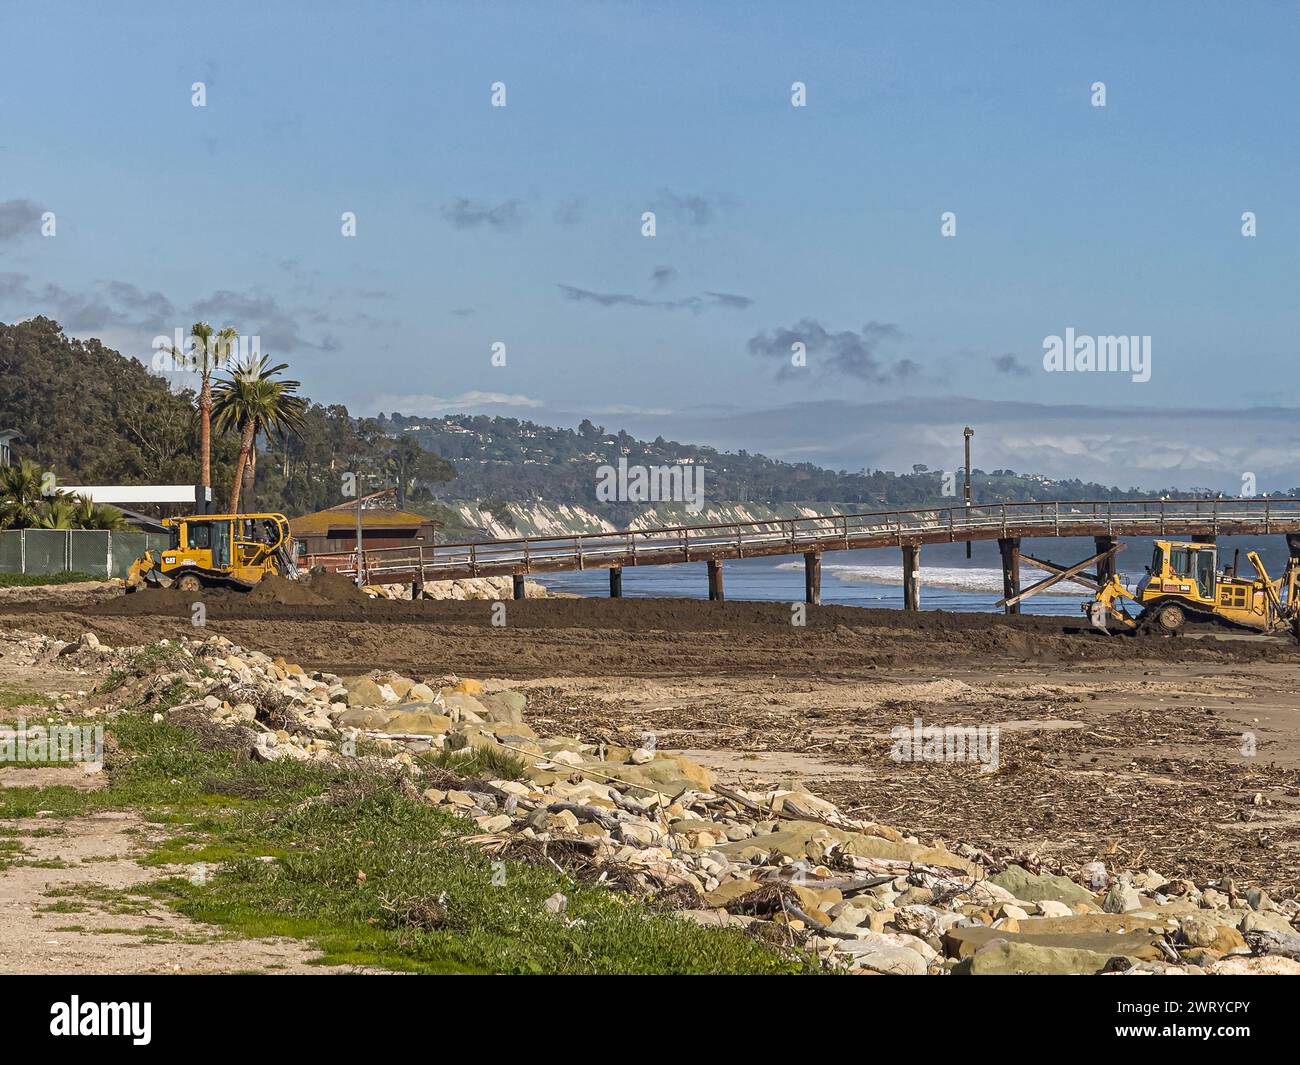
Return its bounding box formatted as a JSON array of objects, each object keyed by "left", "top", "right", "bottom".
[{"left": 2, "top": 1, "right": 1298, "bottom": 489}]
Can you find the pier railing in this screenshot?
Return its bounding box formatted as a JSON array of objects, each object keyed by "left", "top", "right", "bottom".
[{"left": 304, "top": 497, "right": 1300, "bottom": 585}]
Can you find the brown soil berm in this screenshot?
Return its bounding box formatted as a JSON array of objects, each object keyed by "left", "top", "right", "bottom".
[
  {"left": 0, "top": 593, "right": 1294, "bottom": 680},
  {"left": 111, "top": 570, "right": 366, "bottom": 611},
  {"left": 245, "top": 574, "right": 328, "bottom": 607},
  {"left": 303, "top": 570, "right": 371, "bottom": 603}
]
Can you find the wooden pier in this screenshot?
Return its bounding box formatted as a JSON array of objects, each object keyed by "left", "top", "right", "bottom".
[{"left": 303, "top": 498, "right": 1300, "bottom": 607}]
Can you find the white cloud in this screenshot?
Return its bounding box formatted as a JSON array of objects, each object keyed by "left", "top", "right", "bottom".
[
  {"left": 595, "top": 397, "right": 1300, "bottom": 494},
  {"left": 367, "top": 391, "right": 544, "bottom": 415}
]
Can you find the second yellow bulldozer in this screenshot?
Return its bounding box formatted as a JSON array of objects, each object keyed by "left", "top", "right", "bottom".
[
  {"left": 126, "top": 513, "right": 298, "bottom": 592},
  {"left": 1089, "top": 538, "right": 1300, "bottom": 635}
]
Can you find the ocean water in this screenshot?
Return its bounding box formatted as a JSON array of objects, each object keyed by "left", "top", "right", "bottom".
[
  {"left": 531, "top": 534, "right": 1294, "bottom": 616},
  {"left": 533, "top": 546, "right": 1120, "bottom": 615}
]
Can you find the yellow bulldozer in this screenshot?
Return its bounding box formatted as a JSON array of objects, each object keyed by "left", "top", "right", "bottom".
[
  {"left": 1089, "top": 538, "right": 1300, "bottom": 635},
  {"left": 126, "top": 513, "right": 298, "bottom": 592}
]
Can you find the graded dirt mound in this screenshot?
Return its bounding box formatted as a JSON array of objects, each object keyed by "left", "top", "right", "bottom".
[
  {"left": 109, "top": 585, "right": 242, "bottom": 610},
  {"left": 86, "top": 571, "right": 365, "bottom": 612},
  {"left": 244, "top": 574, "right": 328, "bottom": 607},
  {"left": 299, "top": 569, "right": 367, "bottom": 603}
]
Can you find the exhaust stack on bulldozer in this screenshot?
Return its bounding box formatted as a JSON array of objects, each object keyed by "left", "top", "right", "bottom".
[{"left": 126, "top": 513, "right": 298, "bottom": 592}]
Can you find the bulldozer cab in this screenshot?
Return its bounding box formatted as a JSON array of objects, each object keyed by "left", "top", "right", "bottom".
[
  {"left": 1148, "top": 542, "right": 1217, "bottom": 603},
  {"left": 175, "top": 518, "right": 232, "bottom": 568}
]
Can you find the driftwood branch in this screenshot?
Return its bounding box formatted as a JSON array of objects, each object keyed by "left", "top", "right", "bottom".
[
  {"left": 546, "top": 801, "right": 623, "bottom": 831},
  {"left": 1246, "top": 929, "right": 1300, "bottom": 961}
]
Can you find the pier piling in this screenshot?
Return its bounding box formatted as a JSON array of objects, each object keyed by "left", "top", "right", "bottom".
[
  {"left": 609, "top": 566, "right": 623, "bottom": 598},
  {"left": 1094, "top": 536, "right": 1118, "bottom": 585},
  {"left": 902, "top": 544, "right": 921, "bottom": 611},
  {"left": 512, "top": 574, "right": 526, "bottom": 600},
  {"left": 707, "top": 559, "right": 724, "bottom": 601},
  {"left": 804, "top": 551, "right": 822, "bottom": 606},
  {"left": 998, "top": 537, "right": 1021, "bottom": 615}
]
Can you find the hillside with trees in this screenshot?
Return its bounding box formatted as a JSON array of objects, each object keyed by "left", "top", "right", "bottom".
[
  {"left": 0, "top": 318, "right": 455, "bottom": 518},
  {"left": 383, "top": 412, "right": 1187, "bottom": 517}
]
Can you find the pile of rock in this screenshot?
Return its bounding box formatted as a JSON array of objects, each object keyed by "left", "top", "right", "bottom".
[
  {"left": 8, "top": 624, "right": 1300, "bottom": 975},
  {"left": 364, "top": 577, "right": 553, "bottom": 601}
]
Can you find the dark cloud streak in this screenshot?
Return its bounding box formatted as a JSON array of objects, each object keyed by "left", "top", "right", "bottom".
[
  {"left": 652, "top": 189, "right": 724, "bottom": 227},
  {"left": 991, "top": 353, "right": 1030, "bottom": 376},
  {"left": 748, "top": 318, "right": 917, "bottom": 382},
  {"left": 558, "top": 283, "right": 751, "bottom": 312},
  {"left": 0, "top": 199, "right": 42, "bottom": 242},
  {"left": 441, "top": 198, "right": 525, "bottom": 230}
]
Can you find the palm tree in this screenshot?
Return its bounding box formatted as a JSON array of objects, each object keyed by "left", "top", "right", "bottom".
[
  {"left": 173, "top": 322, "right": 239, "bottom": 491},
  {"left": 0, "top": 459, "right": 48, "bottom": 529},
  {"left": 212, "top": 355, "right": 307, "bottom": 514},
  {"left": 0, "top": 464, "right": 128, "bottom": 531},
  {"left": 37, "top": 496, "right": 78, "bottom": 529},
  {"left": 70, "top": 494, "right": 128, "bottom": 531}
]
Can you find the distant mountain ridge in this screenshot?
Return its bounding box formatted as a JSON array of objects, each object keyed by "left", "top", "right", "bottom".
[{"left": 383, "top": 412, "right": 1187, "bottom": 523}]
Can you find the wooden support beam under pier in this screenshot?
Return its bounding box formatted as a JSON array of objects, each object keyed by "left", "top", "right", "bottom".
[
  {"left": 804, "top": 551, "right": 822, "bottom": 606},
  {"left": 998, "top": 537, "right": 1021, "bottom": 616},
  {"left": 609, "top": 566, "right": 623, "bottom": 598},
  {"left": 708, "top": 559, "right": 724, "bottom": 601},
  {"left": 902, "top": 544, "right": 921, "bottom": 611},
  {"left": 999, "top": 544, "right": 1124, "bottom": 608},
  {"left": 1094, "top": 536, "right": 1118, "bottom": 585}
]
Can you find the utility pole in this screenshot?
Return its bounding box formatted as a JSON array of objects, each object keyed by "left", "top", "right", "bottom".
[
  {"left": 963, "top": 426, "right": 974, "bottom": 560},
  {"left": 355, "top": 473, "right": 365, "bottom": 587}
]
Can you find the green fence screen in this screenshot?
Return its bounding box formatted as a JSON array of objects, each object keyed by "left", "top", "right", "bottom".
[{"left": 0, "top": 530, "right": 171, "bottom": 580}]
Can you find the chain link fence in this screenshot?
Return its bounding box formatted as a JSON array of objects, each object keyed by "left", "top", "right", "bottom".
[{"left": 0, "top": 530, "right": 171, "bottom": 580}]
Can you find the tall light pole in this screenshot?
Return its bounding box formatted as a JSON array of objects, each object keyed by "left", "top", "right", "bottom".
[
  {"left": 353, "top": 486, "right": 364, "bottom": 590},
  {"left": 963, "top": 426, "right": 974, "bottom": 560}
]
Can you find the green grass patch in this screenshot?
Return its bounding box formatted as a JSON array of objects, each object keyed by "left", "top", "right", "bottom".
[
  {"left": 43, "top": 884, "right": 155, "bottom": 916},
  {"left": 87, "top": 926, "right": 217, "bottom": 945},
  {"left": 0, "top": 754, "right": 97, "bottom": 771},
  {"left": 1, "top": 706, "right": 814, "bottom": 974},
  {"left": 139, "top": 832, "right": 289, "bottom": 868},
  {"left": 0, "top": 837, "right": 30, "bottom": 870},
  {"left": 422, "top": 744, "right": 526, "bottom": 781},
  {"left": 0, "top": 837, "right": 70, "bottom": 870},
  {"left": 39, "top": 900, "right": 88, "bottom": 913},
  {"left": 0, "top": 686, "right": 53, "bottom": 712},
  {"left": 0, "top": 572, "right": 101, "bottom": 587},
  {"left": 0, "top": 712, "right": 335, "bottom": 819},
  {"left": 143, "top": 789, "right": 814, "bottom": 975}
]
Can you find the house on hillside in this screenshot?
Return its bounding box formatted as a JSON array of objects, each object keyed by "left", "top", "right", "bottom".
[
  {"left": 0, "top": 428, "right": 20, "bottom": 467},
  {"left": 289, "top": 488, "right": 442, "bottom": 556}
]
